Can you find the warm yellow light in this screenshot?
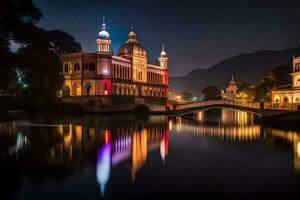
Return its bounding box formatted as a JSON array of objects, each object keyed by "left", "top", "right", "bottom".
[
  {"left": 175, "top": 95, "right": 182, "bottom": 102},
  {"left": 297, "top": 142, "right": 300, "bottom": 158}
]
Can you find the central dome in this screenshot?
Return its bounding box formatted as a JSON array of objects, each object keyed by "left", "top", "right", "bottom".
[{"left": 118, "top": 29, "right": 146, "bottom": 58}]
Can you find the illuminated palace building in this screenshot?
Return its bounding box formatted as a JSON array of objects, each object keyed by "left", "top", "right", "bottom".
[
  {"left": 60, "top": 19, "right": 169, "bottom": 112},
  {"left": 271, "top": 55, "right": 300, "bottom": 109}
]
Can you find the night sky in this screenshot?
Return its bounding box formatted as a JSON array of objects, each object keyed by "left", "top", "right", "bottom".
[{"left": 35, "top": 0, "right": 300, "bottom": 76}]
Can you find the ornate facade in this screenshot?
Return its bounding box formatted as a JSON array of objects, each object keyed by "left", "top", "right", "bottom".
[
  {"left": 60, "top": 19, "right": 168, "bottom": 111},
  {"left": 271, "top": 55, "right": 300, "bottom": 110}
]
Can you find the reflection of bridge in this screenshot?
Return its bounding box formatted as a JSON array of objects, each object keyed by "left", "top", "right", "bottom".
[{"left": 170, "top": 100, "right": 293, "bottom": 118}]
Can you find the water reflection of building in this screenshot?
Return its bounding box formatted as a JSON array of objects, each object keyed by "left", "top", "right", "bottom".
[
  {"left": 265, "top": 128, "right": 300, "bottom": 173},
  {"left": 96, "top": 140, "right": 111, "bottom": 195},
  {"left": 171, "top": 117, "right": 260, "bottom": 142},
  {"left": 221, "top": 109, "right": 253, "bottom": 126},
  {"left": 96, "top": 124, "right": 169, "bottom": 195},
  {"left": 0, "top": 121, "right": 29, "bottom": 158},
  {"left": 3, "top": 113, "right": 300, "bottom": 198},
  {"left": 172, "top": 109, "right": 259, "bottom": 141},
  {"left": 0, "top": 115, "right": 169, "bottom": 197},
  {"left": 84, "top": 115, "right": 169, "bottom": 196}
]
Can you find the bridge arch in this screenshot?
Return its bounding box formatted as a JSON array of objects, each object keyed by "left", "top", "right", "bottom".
[
  {"left": 134, "top": 104, "right": 150, "bottom": 113},
  {"left": 190, "top": 106, "right": 260, "bottom": 116},
  {"left": 172, "top": 100, "right": 262, "bottom": 117}
]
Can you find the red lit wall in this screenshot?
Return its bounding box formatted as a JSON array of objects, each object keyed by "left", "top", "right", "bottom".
[{"left": 101, "top": 79, "right": 111, "bottom": 96}]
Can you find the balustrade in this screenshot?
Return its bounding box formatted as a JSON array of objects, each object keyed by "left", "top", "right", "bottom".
[{"left": 175, "top": 100, "right": 260, "bottom": 110}]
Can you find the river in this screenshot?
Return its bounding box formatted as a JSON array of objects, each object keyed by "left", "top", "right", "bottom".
[{"left": 1, "top": 108, "right": 300, "bottom": 199}]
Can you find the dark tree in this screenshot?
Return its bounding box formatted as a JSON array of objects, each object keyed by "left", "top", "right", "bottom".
[
  {"left": 254, "top": 65, "right": 291, "bottom": 102},
  {"left": 202, "top": 85, "right": 222, "bottom": 101},
  {"left": 0, "top": 0, "right": 81, "bottom": 111},
  {"left": 0, "top": 0, "right": 42, "bottom": 95},
  {"left": 271, "top": 65, "right": 291, "bottom": 86},
  {"left": 238, "top": 82, "right": 255, "bottom": 100},
  {"left": 47, "top": 30, "right": 81, "bottom": 56}
]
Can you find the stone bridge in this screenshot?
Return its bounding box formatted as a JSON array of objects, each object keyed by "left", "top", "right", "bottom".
[{"left": 170, "top": 100, "right": 294, "bottom": 118}]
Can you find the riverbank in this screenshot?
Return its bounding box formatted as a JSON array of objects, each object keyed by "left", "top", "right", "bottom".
[
  {"left": 259, "top": 111, "right": 300, "bottom": 130},
  {"left": 2, "top": 107, "right": 300, "bottom": 130}
]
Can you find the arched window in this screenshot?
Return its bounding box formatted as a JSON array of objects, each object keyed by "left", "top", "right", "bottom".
[
  {"left": 119, "top": 87, "right": 123, "bottom": 95},
  {"left": 130, "top": 88, "right": 134, "bottom": 95},
  {"left": 114, "top": 85, "right": 117, "bottom": 94},
  {"left": 86, "top": 85, "right": 93, "bottom": 95},
  {"left": 89, "top": 62, "right": 95, "bottom": 71},
  {"left": 74, "top": 63, "right": 80, "bottom": 71},
  {"left": 73, "top": 84, "right": 81, "bottom": 96},
  {"left": 283, "top": 97, "right": 289, "bottom": 103},
  {"left": 297, "top": 79, "right": 300, "bottom": 87},
  {"left": 295, "top": 97, "right": 299, "bottom": 103},
  {"left": 64, "top": 64, "right": 69, "bottom": 73}
]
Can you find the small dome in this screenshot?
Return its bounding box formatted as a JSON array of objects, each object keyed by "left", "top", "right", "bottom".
[
  {"left": 160, "top": 45, "right": 167, "bottom": 57},
  {"left": 98, "top": 30, "right": 110, "bottom": 39},
  {"left": 128, "top": 30, "right": 136, "bottom": 40},
  {"left": 161, "top": 50, "right": 167, "bottom": 56},
  {"left": 98, "top": 18, "right": 110, "bottom": 39}
]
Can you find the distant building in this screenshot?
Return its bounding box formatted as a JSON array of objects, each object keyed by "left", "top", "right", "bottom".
[
  {"left": 59, "top": 18, "right": 169, "bottom": 112},
  {"left": 222, "top": 76, "right": 238, "bottom": 101},
  {"left": 271, "top": 55, "right": 300, "bottom": 109}
]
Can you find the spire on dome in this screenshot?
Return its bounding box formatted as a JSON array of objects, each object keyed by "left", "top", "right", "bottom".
[
  {"left": 128, "top": 26, "right": 137, "bottom": 42},
  {"left": 102, "top": 16, "right": 106, "bottom": 31},
  {"left": 160, "top": 44, "right": 167, "bottom": 57},
  {"left": 229, "top": 75, "right": 236, "bottom": 85},
  {"left": 98, "top": 16, "right": 110, "bottom": 39}
]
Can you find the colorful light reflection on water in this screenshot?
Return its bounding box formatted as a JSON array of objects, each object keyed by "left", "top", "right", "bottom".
[{"left": 1, "top": 109, "right": 300, "bottom": 199}]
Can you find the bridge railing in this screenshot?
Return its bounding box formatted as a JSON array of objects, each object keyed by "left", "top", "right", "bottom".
[{"left": 174, "top": 100, "right": 261, "bottom": 110}]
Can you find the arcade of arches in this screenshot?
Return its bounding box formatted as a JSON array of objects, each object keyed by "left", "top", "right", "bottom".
[
  {"left": 271, "top": 55, "right": 300, "bottom": 110},
  {"left": 62, "top": 82, "right": 166, "bottom": 98}
]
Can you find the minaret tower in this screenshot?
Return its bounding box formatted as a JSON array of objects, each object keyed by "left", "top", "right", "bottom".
[
  {"left": 96, "top": 17, "right": 111, "bottom": 52},
  {"left": 96, "top": 17, "right": 112, "bottom": 96},
  {"left": 158, "top": 45, "right": 168, "bottom": 67},
  {"left": 158, "top": 45, "right": 169, "bottom": 96}
]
